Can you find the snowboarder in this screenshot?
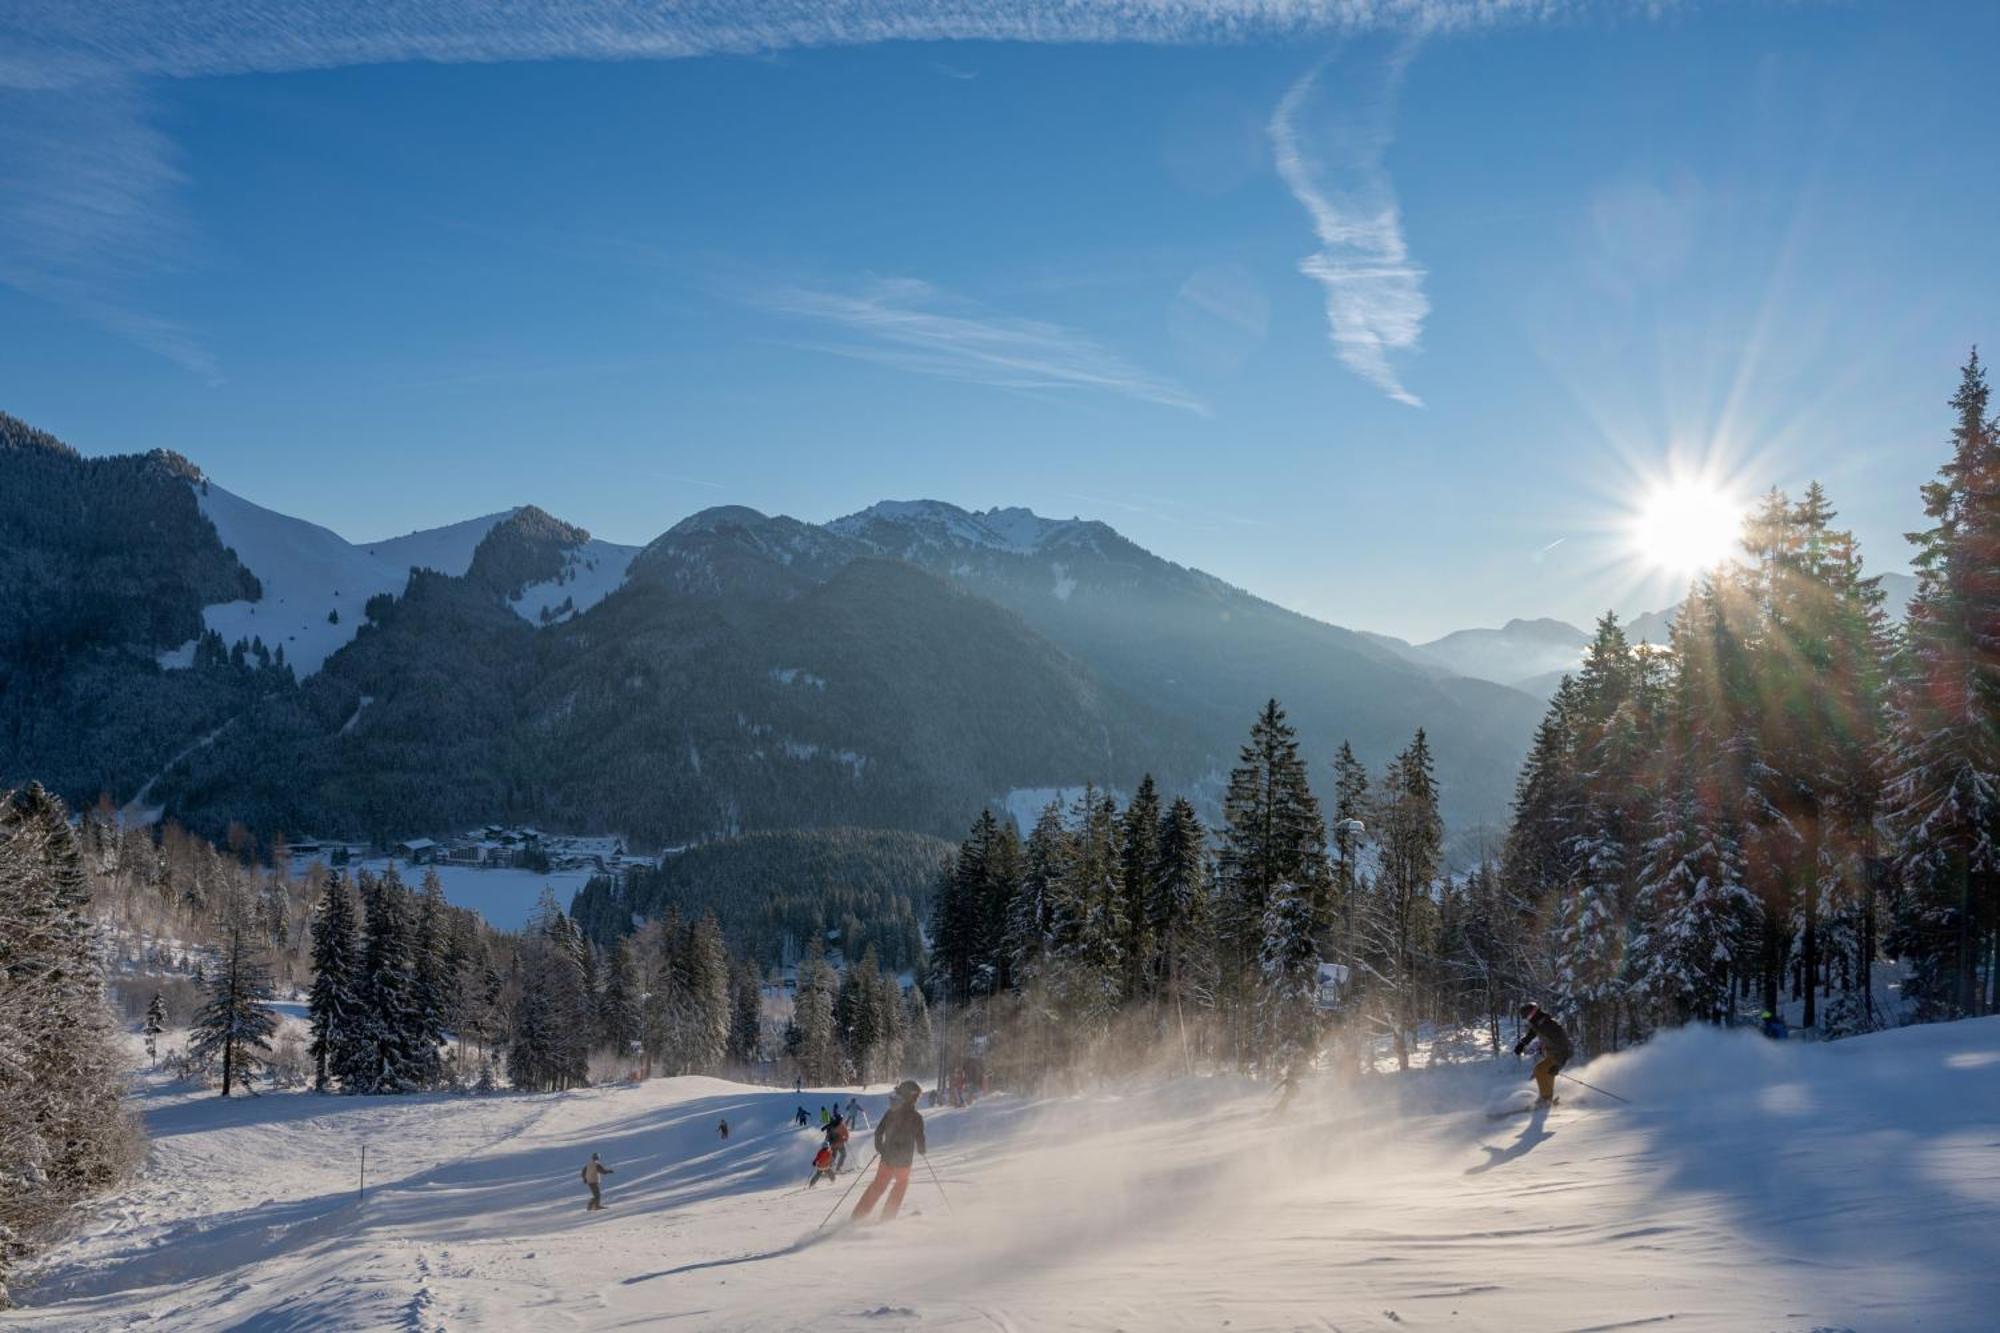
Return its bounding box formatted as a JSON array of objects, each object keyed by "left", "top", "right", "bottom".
[
  {"left": 807, "top": 1143, "right": 837, "bottom": 1188},
  {"left": 1513, "top": 1002, "right": 1573, "bottom": 1106},
  {"left": 852, "top": 1080, "right": 926, "bottom": 1223},
  {"left": 718, "top": 1119, "right": 730, "bottom": 1141},
  {"left": 825, "top": 1111, "right": 851, "bottom": 1171},
  {"left": 1761, "top": 1010, "right": 1789, "bottom": 1040},
  {"left": 795, "top": 1105, "right": 810, "bottom": 1128},
  {"left": 581, "top": 1152, "right": 614, "bottom": 1211}
]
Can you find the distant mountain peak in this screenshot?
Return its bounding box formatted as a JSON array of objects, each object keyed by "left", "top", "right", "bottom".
[
  {"left": 830, "top": 499, "right": 1108, "bottom": 556},
  {"left": 668, "top": 505, "right": 775, "bottom": 536}
]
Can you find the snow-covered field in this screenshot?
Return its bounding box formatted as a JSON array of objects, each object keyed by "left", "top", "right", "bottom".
[{"left": 12, "top": 1019, "right": 1999, "bottom": 1331}]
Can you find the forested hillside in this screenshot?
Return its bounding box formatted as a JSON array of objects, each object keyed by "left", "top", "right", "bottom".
[
  {"left": 570, "top": 826, "right": 952, "bottom": 970},
  {"left": 2, "top": 412, "right": 1540, "bottom": 849}
]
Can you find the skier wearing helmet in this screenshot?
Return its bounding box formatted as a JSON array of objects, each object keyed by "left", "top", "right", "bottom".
[
  {"left": 1513, "top": 1002, "right": 1573, "bottom": 1106},
  {"left": 852, "top": 1080, "right": 927, "bottom": 1222}
]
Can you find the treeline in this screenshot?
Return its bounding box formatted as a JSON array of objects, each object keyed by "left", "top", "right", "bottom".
[
  {"left": 572, "top": 827, "right": 946, "bottom": 971},
  {"left": 1495, "top": 353, "right": 2000, "bottom": 1054},
  {"left": 924, "top": 702, "right": 1462, "bottom": 1085},
  {"left": 785, "top": 942, "right": 933, "bottom": 1086},
  {"left": 0, "top": 786, "right": 142, "bottom": 1308}
]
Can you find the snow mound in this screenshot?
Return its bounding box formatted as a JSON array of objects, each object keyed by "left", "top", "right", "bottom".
[{"left": 12, "top": 1018, "right": 1999, "bottom": 1330}]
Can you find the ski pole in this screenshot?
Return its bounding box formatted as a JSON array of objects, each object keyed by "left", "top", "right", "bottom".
[
  {"left": 1557, "top": 1071, "right": 1631, "bottom": 1104},
  {"left": 815, "top": 1148, "right": 874, "bottom": 1231},
  {"left": 921, "top": 1153, "right": 955, "bottom": 1217}
]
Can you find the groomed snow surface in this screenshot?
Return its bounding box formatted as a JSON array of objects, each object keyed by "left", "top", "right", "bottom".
[{"left": 12, "top": 1019, "right": 1999, "bottom": 1331}]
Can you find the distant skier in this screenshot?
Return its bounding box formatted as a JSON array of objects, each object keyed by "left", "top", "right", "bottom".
[
  {"left": 581, "top": 1152, "right": 614, "bottom": 1211},
  {"left": 807, "top": 1143, "right": 837, "bottom": 1188},
  {"left": 825, "top": 1111, "right": 851, "bottom": 1171},
  {"left": 1513, "top": 1002, "right": 1572, "bottom": 1106},
  {"left": 718, "top": 1119, "right": 730, "bottom": 1141},
  {"left": 820, "top": 1105, "right": 831, "bottom": 1128},
  {"left": 1761, "top": 1010, "right": 1790, "bottom": 1040},
  {"left": 852, "top": 1080, "right": 926, "bottom": 1223},
  {"left": 844, "top": 1096, "right": 868, "bottom": 1130},
  {"left": 795, "top": 1105, "right": 810, "bottom": 1128}
]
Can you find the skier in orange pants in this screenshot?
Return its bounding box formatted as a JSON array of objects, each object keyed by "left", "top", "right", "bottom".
[{"left": 852, "top": 1080, "right": 926, "bottom": 1222}]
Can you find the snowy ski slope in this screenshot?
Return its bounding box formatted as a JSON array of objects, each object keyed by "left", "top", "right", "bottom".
[{"left": 10, "top": 1018, "right": 1998, "bottom": 1331}]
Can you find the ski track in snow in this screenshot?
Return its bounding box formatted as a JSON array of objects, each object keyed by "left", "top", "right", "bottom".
[{"left": 10, "top": 1020, "right": 2000, "bottom": 1331}]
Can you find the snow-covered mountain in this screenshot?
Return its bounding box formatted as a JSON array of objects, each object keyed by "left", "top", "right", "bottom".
[{"left": 179, "top": 483, "right": 638, "bottom": 675}]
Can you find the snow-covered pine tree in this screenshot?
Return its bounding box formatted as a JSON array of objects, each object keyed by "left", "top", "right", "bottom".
[
  {"left": 1119, "top": 775, "right": 1163, "bottom": 1001},
  {"left": 191, "top": 918, "right": 278, "bottom": 1097},
  {"left": 1048, "top": 788, "right": 1126, "bottom": 1035},
  {"left": 507, "top": 891, "right": 591, "bottom": 1091},
  {"left": 0, "top": 785, "right": 138, "bottom": 1306},
  {"left": 1359, "top": 731, "right": 1444, "bottom": 1069},
  {"left": 934, "top": 809, "right": 1015, "bottom": 1004},
  {"left": 788, "top": 943, "right": 840, "bottom": 1084},
  {"left": 1150, "top": 796, "right": 1211, "bottom": 1014},
  {"left": 1006, "top": 801, "right": 1071, "bottom": 988},
  {"left": 1330, "top": 740, "right": 1370, "bottom": 960},
  {"left": 1886, "top": 349, "right": 2000, "bottom": 1019},
  {"left": 599, "top": 934, "right": 643, "bottom": 1059},
  {"left": 836, "top": 947, "right": 885, "bottom": 1081},
  {"left": 1256, "top": 878, "right": 1321, "bottom": 1081},
  {"left": 351, "top": 870, "right": 429, "bottom": 1093},
  {"left": 678, "top": 912, "right": 732, "bottom": 1074},
  {"left": 727, "top": 957, "right": 763, "bottom": 1068},
  {"left": 407, "top": 871, "right": 451, "bottom": 1087},
  {"left": 1628, "top": 585, "right": 1758, "bottom": 1032},
  {"left": 1217, "top": 701, "right": 1329, "bottom": 1063},
  {"left": 306, "top": 874, "right": 362, "bottom": 1092}
]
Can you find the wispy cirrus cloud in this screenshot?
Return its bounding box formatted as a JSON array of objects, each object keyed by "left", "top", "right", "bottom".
[
  {"left": 752, "top": 276, "right": 1206, "bottom": 414},
  {"left": 1269, "top": 42, "right": 1429, "bottom": 406},
  {"left": 0, "top": 0, "right": 1593, "bottom": 375}
]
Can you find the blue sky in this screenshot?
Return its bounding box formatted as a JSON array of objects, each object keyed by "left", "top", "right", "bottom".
[{"left": 3, "top": 1, "right": 1994, "bottom": 640}]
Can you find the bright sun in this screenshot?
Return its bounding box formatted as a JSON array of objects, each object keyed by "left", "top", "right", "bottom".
[{"left": 1632, "top": 479, "right": 1743, "bottom": 575}]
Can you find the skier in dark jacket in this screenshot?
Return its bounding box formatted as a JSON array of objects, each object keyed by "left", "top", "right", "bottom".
[
  {"left": 1513, "top": 1002, "right": 1573, "bottom": 1105},
  {"left": 852, "top": 1080, "right": 926, "bottom": 1222},
  {"left": 824, "top": 1112, "right": 851, "bottom": 1171},
  {"left": 581, "top": 1152, "right": 614, "bottom": 1211}
]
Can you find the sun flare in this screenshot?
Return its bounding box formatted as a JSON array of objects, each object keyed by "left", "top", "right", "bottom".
[{"left": 1631, "top": 478, "right": 1743, "bottom": 575}]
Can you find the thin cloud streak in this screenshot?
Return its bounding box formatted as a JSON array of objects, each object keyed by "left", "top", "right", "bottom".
[
  {"left": 755, "top": 276, "right": 1208, "bottom": 414},
  {"left": 7, "top": 3, "right": 1585, "bottom": 90},
  {"left": 0, "top": 0, "right": 1598, "bottom": 373},
  {"left": 1269, "top": 42, "right": 1429, "bottom": 406}
]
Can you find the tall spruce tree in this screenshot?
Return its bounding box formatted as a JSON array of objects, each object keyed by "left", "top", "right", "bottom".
[
  {"left": 306, "top": 874, "right": 362, "bottom": 1092},
  {"left": 191, "top": 919, "right": 278, "bottom": 1097},
  {"left": 1887, "top": 349, "right": 2000, "bottom": 1018},
  {"left": 1217, "top": 700, "right": 1328, "bottom": 1061},
  {"left": 1119, "top": 776, "right": 1163, "bottom": 1000}
]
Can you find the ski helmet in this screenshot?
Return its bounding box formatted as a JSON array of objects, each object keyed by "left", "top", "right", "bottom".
[
  {"left": 894, "top": 1079, "right": 922, "bottom": 1101},
  {"left": 1519, "top": 1002, "right": 1539, "bottom": 1019}
]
